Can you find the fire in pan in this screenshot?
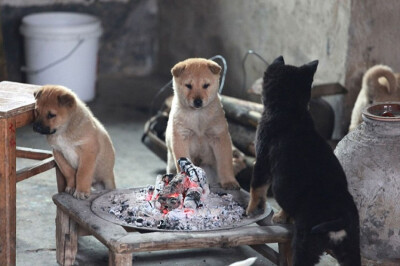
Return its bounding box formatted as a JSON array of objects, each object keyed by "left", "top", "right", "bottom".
[
  {"left": 92, "top": 157, "right": 271, "bottom": 232},
  {"left": 91, "top": 186, "right": 271, "bottom": 232}
]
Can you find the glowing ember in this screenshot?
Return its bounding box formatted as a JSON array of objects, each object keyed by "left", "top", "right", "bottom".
[{"left": 107, "top": 158, "right": 245, "bottom": 231}]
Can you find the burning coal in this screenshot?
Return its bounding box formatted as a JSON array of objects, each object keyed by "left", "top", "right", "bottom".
[{"left": 108, "top": 158, "right": 245, "bottom": 231}]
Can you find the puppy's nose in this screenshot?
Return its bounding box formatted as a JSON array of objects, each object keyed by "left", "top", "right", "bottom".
[
  {"left": 33, "top": 122, "right": 42, "bottom": 133},
  {"left": 193, "top": 98, "right": 203, "bottom": 108}
]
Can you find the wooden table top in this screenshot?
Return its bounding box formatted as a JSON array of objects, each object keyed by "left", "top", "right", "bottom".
[{"left": 0, "top": 81, "right": 39, "bottom": 118}]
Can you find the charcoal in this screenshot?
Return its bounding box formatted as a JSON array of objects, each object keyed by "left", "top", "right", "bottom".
[
  {"left": 106, "top": 158, "right": 246, "bottom": 231},
  {"left": 157, "top": 220, "right": 166, "bottom": 229}
]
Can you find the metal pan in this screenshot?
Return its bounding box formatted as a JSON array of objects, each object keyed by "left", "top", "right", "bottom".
[{"left": 91, "top": 186, "right": 272, "bottom": 232}]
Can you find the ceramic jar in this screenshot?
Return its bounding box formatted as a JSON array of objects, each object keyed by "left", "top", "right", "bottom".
[{"left": 335, "top": 103, "right": 400, "bottom": 262}]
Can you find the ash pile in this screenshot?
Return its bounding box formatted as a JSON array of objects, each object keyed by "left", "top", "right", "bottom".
[{"left": 108, "top": 158, "right": 245, "bottom": 231}]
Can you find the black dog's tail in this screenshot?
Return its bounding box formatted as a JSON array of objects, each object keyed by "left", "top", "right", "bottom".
[{"left": 311, "top": 218, "right": 346, "bottom": 234}]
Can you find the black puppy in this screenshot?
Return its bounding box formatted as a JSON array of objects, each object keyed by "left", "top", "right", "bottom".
[{"left": 246, "top": 56, "right": 360, "bottom": 266}]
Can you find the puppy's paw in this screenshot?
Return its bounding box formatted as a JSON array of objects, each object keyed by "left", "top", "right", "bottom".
[
  {"left": 73, "top": 190, "right": 90, "bottom": 200},
  {"left": 232, "top": 158, "right": 247, "bottom": 175},
  {"left": 221, "top": 180, "right": 241, "bottom": 190},
  {"left": 246, "top": 199, "right": 265, "bottom": 217},
  {"left": 65, "top": 186, "right": 75, "bottom": 195},
  {"left": 272, "top": 209, "right": 289, "bottom": 224},
  {"left": 246, "top": 186, "right": 267, "bottom": 217}
]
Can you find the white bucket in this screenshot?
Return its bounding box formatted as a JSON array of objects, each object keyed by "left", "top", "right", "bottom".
[{"left": 20, "top": 12, "right": 102, "bottom": 102}]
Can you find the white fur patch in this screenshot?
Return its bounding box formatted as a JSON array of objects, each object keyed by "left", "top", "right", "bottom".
[
  {"left": 329, "top": 229, "right": 347, "bottom": 243},
  {"left": 51, "top": 135, "right": 86, "bottom": 169},
  {"left": 229, "top": 257, "right": 257, "bottom": 266}
]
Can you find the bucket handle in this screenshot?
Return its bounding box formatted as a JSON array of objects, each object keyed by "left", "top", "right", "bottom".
[{"left": 21, "top": 39, "right": 84, "bottom": 75}]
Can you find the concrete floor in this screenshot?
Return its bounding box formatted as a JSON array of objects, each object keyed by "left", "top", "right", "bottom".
[{"left": 15, "top": 75, "right": 336, "bottom": 265}]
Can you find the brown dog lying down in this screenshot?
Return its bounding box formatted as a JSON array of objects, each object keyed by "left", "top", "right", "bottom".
[
  {"left": 349, "top": 64, "right": 400, "bottom": 131},
  {"left": 165, "top": 58, "right": 240, "bottom": 189},
  {"left": 33, "top": 85, "right": 116, "bottom": 199}
]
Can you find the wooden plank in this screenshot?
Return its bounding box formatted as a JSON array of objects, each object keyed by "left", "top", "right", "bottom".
[
  {"left": 0, "top": 81, "right": 38, "bottom": 117},
  {"left": 229, "top": 121, "right": 256, "bottom": 156},
  {"left": 278, "top": 242, "right": 292, "bottom": 266},
  {"left": 78, "top": 227, "right": 90, "bottom": 237},
  {"left": 108, "top": 251, "right": 132, "bottom": 266},
  {"left": 53, "top": 192, "right": 128, "bottom": 251},
  {"left": 0, "top": 117, "right": 16, "bottom": 266},
  {"left": 16, "top": 146, "right": 53, "bottom": 160},
  {"left": 311, "top": 83, "right": 347, "bottom": 98},
  {"left": 16, "top": 157, "right": 56, "bottom": 182},
  {"left": 250, "top": 244, "right": 279, "bottom": 265},
  {"left": 115, "top": 225, "right": 291, "bottom": 254},
  {"left": 56, "top": 207, "right": 78, "bottom": 265},
  {"left": 15, "top": 110, "right": 34, "bottom": 128}
]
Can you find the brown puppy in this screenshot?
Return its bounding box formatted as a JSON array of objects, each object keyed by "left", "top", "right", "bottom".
[
  {"left": 33, "top": 85, "right": 116, "bottom": 199},
  {"left": 349, "top": 64, "right": 400, "bottom": 131},
  {"left": 165, "top": 58, "right": 240, "bottom": 189}
]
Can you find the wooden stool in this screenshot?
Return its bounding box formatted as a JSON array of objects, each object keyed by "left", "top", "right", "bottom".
[
  {"left": 53, "top": 191, "right": 293, "bottom": 266},
  {"left": 0, "top": 81, "right": 57, "bottom": 266}
]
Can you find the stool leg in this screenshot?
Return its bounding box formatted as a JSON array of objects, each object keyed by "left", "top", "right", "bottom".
[
  {"left": 56, "top": 166, "right": 67, "bottom": 193},
  {"left": 109, "top": 250, "right": 132, "bottom": 266},
  {"left": 278, "top": 241, "right": 292, "bottom": 266},
  {"left": 0, "top": 118, "right": 16, "bottom": 266},
  {"left": 56, "top": 207, "right": 78, "bottom": 265}
]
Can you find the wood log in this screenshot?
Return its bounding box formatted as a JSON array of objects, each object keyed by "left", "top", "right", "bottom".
[
  {"left": 232, "top": 146, "right": 255, "bottom": 176},
  {"left": 247, "top": 79, "right": 347, "bottom": 98},
  {"left": 141, "top": 113, "right": 168, "bottom": 162},
  {"left": 221, "top": 95, "right": 263, "bottom": 128},
  {"left": 228, "top": 120, "right": 256, "bottom": 157}
]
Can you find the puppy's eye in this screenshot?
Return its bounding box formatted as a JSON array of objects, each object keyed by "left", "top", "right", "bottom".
[
  {"left": 185, "top": 84, "right": 192, "bottom": 90},
  {"left": 203, "top": 83, "right": 210, "bottom": 89},
  {"left": 47, "top": 112, "right": 56, "bottom": 119},
  {"left": 369, "top": 100, "right": 373, "bottom": 104}
]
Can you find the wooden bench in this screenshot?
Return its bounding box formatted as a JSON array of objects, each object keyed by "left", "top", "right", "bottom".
[{"left": 53, "top": 191, "right": 293, "bottom": 266}]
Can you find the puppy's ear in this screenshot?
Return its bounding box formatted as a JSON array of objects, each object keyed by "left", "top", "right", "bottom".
[
  {"left": 208, "top": 62, "right": 221, "bottom": 75},
  {"left": 272, "top": 56, "right": 285, "bottom": 66},
  {"left": 33, "top": 88, "right": 43, "bottom": 100},
  {"left": 57, "top": 93, "right": 75, "bottom": 108},
  {"left": 171, "top": 62, "right": 186, "bottom": 78}
]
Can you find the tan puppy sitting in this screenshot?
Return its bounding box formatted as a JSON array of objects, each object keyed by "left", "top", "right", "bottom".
[
  {"left": 166, "top": 58, "right": 240, "bottom": 189},
  {"left": 33, "top": 85, "right": 116, "bottom": 199},
  {"left": 349, "top": 64, "right": 400, "bottom": 131}
]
